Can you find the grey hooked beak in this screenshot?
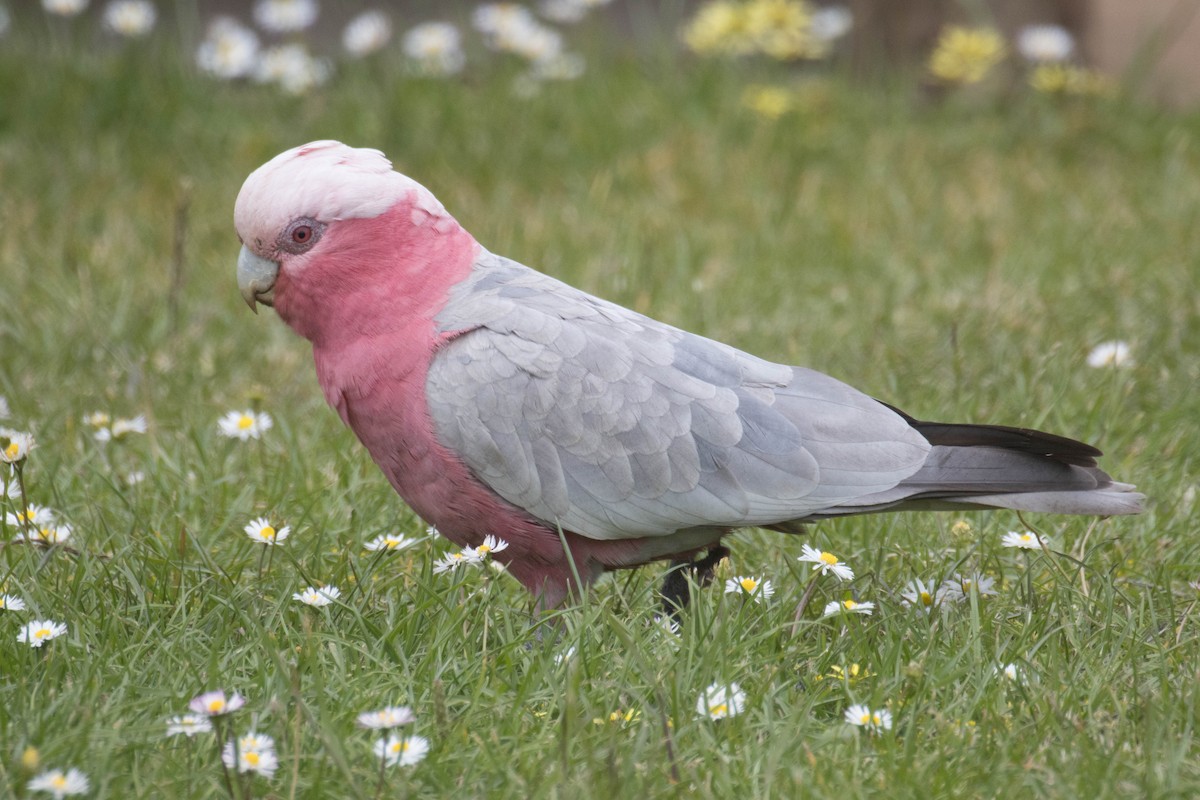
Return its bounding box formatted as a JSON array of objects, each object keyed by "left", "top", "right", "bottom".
[{"left": 237, "top": 245, "right": 279, "bottom": 313}]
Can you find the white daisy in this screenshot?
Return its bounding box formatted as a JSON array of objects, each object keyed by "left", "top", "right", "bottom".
[
  {"left": 218, "top": 410, "right": 273, "bottom": 440},
  {"left": 196, "top": 18, "right": 261, "bottom": 80},
  {"left": 539, "top": 0, "right": 589, "bottom": 24},
  {"left": 253, "top": 0, "right": 318, "bottom": 34},
  {"left": 1001, "top": 530, "right": 1049, "bottom": 550},
  {"left": 432, "top": 551, "right": 473, "bottom": 574},
  {"left": 343, "top": 9, "right": 392, "bottom": 57},
  {"left": 244, "top": 517, "right": 290, "bottom": 546},
  {"left": 18, "top": 619, "right": 67, "bottom": 648},
  {"left": 1016, "top": 24, "right": 1075, "bottom": 63},
  {"left": 1086, "top": 340, "right": 1133, "bottom": 368},
  {"left": 374, "top": 734, "right": 430, "bottom": 767},
  {"left": 811, "top": 5, "right": 853, "bottom": 42},
  {"left": 996, "top": 662, "right": 1022, "bottom": 682},
  {"left": 28, "top": 767, "right": 89, "bottom": 797},
  {"left": 944, "top": 572, "right": 997, "bottom": 599},
  {"left": 469, "top": 534, "right": 509, "bottom": 559},
  {"left": 254, "top": 44, "right": 331, "bottom": 94},
  {"left": 166, "top": 714, "right": 214, "bottom": 737},
  {"left": 900, "top": 579, "right": 943, "bottom": 612},
  {"left": 6, "top": 504, "right": 55, "bottom": 529},
  {"left": 189, "top": 690, "right": 247, "bottom": 717},
  {"left": 0, "top": 429, "right": 35, "bottom": 463},
  {"left": 42, "top": 0, "right": 89, "bottom": 16},
  {"left": 844, "top": 703, "right": 892, "bottom": 732},
  {"left": 473, "top": 3, "right": 538, "bottom": 36},
  {"left": 723, "top": 575, "right": 775, "bottom": 603},
  {"left": 292, "top": 584, "right": 340, "bottom": 607},
  {"left": 402, "top": 22, "right": 466, "bottom": 76},
  {"left": 696, "top": 682, "right": 745, "bottom": 720},
  {"left": 822, "top": 599, "right": 875, "bottom": 617},
  {"left": 222, "top": 732, "right": 278, "bottom": 778},
  {"left": 27, "top": 524, "right": 73, "bottom": 545},
  {"left": 82, "top": 411, "right": 111, "bottom": 428},
  {"left": 0, "top": 594, "right": 26, "bottom": 611},
  {"left": 554, "top": 646, "right": 576, "bottom": 664},
  {"left": 365, "top": 533, "right": 418, "bottom": 552},
  {"left": 798, "top": 543, "right": 854, "bottom": 581},
  {"left": 357, "top": 706, "right": 416, "bottom": 729},
  {"left": 103, "top": 0, "right": 156, "bottom": 37}
]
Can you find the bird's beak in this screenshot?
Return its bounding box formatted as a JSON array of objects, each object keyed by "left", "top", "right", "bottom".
[{"left": 237, "top": 245, "right": 279, "bottom": 313}]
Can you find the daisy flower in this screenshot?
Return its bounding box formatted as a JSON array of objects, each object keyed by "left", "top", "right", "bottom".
[
  {"left": 996, "top": 662, "right": 1022, "bottom": 682},
  {"left": 0, "top": 429, "right": 34, "bottom": 463},
  {"left": 554, "top": 646, "right": 576, "bottom": 664},
  {"left": 218, "top": 410, "right": 273, "bottom": 440},
  {"left": 42, "top": 0, "right": 89, "bottom": 16},
  {"left": 82, "top": 411, "right": 111, "bottom": 429},
  {"left": 697, "top": 682, "right": 746, "bottom": 720},
  {"left": 432, "top": 551, "right": 473, "bottom": 574},
  {"left": 1086, "top": 340, "right": 1133, "bottom": 368},
  {"left": 196, "top": 18, "right": 261, "bottom": 79},
  {"left": 189, "top": 690, "right": 247, "bottom": 717},
  {"left": 0, "top": 594, "right": 26, "bottom": 611},
  {"left": 822, "top": 599, "right": 875, "bottom": 617},
  {"left": 244, "top": 517, "right": 290, "bottom": 546},
  {"left": 6, "top": 504, "right": 55, "bottom": 529},
  {"left": 844, "top": 703, "right": 892, "bottom": 732},
  {"left": 292, "top": 585, "right": 341, "bottom": 607},
  {"left": 1001, "top": 530, "right": 1049, "bottom": 550},
  {"left": 811, "top": 5, "right": 853, "bottom": 42},
  {"left": 1016, "top": 24, "right": 1075, "bottom": 63},
  {"left": 539, "top": 0, "right": 589, "bottom": 24},
  {"left": 254, "top": 43, "right": 331, "bottom": 94},
  {"left": 945, "top": 572, "right": 997, "bottom": 599},
  {"left": 22, "top": 524, "right": 73, "bottom": 545},
  {"left": 402, "top": 22, "right": 466, "bottom": 76},
  {"left": 166, "top": 714, "right": 214, "bottom": 737},
  {"left": 469, "top": 534, "right": 509, "bottom": 560},
  {"left": 357, "top": 706, "right": 416, "bottom": 730},
  {"left": 222, "top": 732, "right": 278, "bottom": 779},
  {"left": 798, "top": 544, "right": 854, "bottom": 581},
  {"left": 253, "top": 0, "right": 318, "bottom": 34},
  {"left": 103, "top": 0, "right": 156, "bottom": 37},
  {"left": 18, "top": 619, "right": 67, "bottom": 648},
  {"left": 364, "top": 533, "right": 418, "bottom": 552},
  {"left": 900, "top": 579, "right": 943, "bottom": 612},
  {"left": 95, "top": 415, "right": 147, "bottom": 443},
  {"left": 723, "top": 575, "right": 775, "bottom": 603},
  {"left": 28, "top": 767, "right": 89, "bottom": 797},
  {"left": 374, "top": 734, "right": 430, "bottom": 767},
  {"left": 342, "top": 9, "right": 391, "bottom": 56}
]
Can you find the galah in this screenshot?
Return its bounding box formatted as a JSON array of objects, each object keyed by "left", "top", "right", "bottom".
[{"left": 235, "top": 141, "right": 1143, "bottom": 610}]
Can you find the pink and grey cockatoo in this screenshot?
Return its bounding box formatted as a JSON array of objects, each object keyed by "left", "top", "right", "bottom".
[{"left": 235, "top": 141, "right": 1142, "bottom": 610}]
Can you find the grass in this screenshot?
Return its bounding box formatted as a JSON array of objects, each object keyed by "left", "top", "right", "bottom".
[{"left": 2, "top": 20, "right": 1200, "bottom": 800}]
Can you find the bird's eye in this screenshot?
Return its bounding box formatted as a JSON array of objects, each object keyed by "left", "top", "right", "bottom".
[{"left": 281, "top": 219, "right": 323, "bottom": 253}]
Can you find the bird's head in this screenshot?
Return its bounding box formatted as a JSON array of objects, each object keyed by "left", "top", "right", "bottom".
[{"left": 234, "top": 141, "right": 472, "bottom": 341}]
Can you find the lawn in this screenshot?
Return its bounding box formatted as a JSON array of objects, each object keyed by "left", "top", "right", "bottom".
[{"left": 1, "top": 8, "right": 1199, "bottom": 799}]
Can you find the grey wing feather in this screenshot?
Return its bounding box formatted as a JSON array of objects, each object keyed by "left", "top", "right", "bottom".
[{"left": 427, "top": 251, "right": 930, "bottom": 540}]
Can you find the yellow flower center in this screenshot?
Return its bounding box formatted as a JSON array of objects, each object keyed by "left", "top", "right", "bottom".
[
  {"left": 1020, "top": 534, "right": 1033, "bottom": 542},
  {"left": 478, "top": 544, "right": 491, "bottom": 554},
  {"left": 451, "top": 553, "right": 463, "bottom": 561},
  {"left": 208, "top": 699, "right": 225, "bottom": 713},
  {"left": 237, "top": 415, "right": 254, "bottom": 430},
  {"left": 4, "top": 442, "right": 19, "bottom": 459},
  {"left": 859, "top": 713, "right": 871, "bottom": 724},
  {"left": 919, "top": 591, "right": 932, "bottom": 606},
  {"left": 385, "top": 538, "right": 400, "bottom": 548},
  {"left": 245, "top": 752, "right": 260, "bottom": 766},
  {"left": 739, "top": 578, "right": 758, "bottom": 593},
  {"left": 34, "top": 627, "right": 51, "bottom": 639},
  {"left": 819, "top": 552, "right": 838, "bottom": 566},
  {"left": 872, "top": 714, "right": 882, "bottom": 725},
  {"left": 261, "top": 526, "right": 275, "bottom": 540},
  {"left": 710, "top": 703, "right": 728, "bottom": 716},
  {"left": 843, "top": 600, "right": 857, "bottom": 610},
  {"left": 51, "top": 775, "right": 67, "bottom": 789}
]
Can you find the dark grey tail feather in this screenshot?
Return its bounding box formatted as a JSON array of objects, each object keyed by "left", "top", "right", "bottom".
[{"left": 877, "top": 402, "right": 1103, "bottom": 467}]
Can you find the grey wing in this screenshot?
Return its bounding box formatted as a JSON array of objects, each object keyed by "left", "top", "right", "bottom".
[{"left": 427, "top": 252, "right": 931, "bottom": 540}]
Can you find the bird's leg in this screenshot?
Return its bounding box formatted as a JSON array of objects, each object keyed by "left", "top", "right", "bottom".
[{"left": 659, "top": 545, "right": 731, "bottom": 616}]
